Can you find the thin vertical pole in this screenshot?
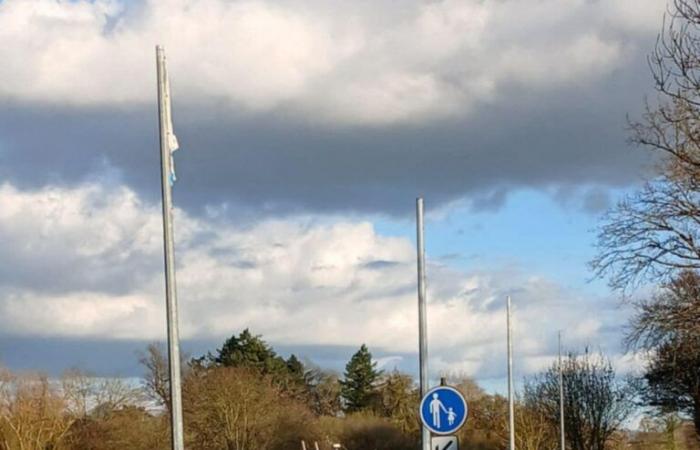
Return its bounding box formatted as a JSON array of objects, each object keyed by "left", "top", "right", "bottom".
[
  {"left": 507, "top": 296, "right": 515, "bottom": 450},
  {"left": 156, "top": 45, "right": 185, "bottom": 450},
  {"left": 416, "top": 198, "right": 430, "bottom": 450},
  {"left": 559, "top": 331, "right": 565, "bottom": 450}
]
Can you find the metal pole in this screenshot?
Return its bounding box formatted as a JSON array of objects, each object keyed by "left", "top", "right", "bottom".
[
  {"left": 416, "top": 198, "right": 430, "bottom": 450},
  {"left": 156, "top": 45, "right": 185, "bottom": 450},
  {"left": 558, "top": 331, "right": 565, "bottom": 450},
  {"left": 507, "top": 296, "right": 515, "bottom": 450}
]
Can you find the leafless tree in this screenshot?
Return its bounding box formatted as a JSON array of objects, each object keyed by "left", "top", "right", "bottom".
[
  {"left": 593, "top": 180, "right": 700, "bottom": 291},
  {"left": 306, "top": 367, "right": 342, "bottom": 417},
  {"left": 627, "top": 271, "right": 700, "bottom": 439},
  {"left": 627, "top": 270, "right": 700, "bottom": 347},
  {"left": 138, "top": 343, "right": 171, "bottom": 411},
  {"left": 183, "top": 366, "right": 319, "bottom": 450},
  {"left": 514, "top": 401, "right": 558, "bottom": 450},
  {"left": 374, "top": 370, "right": 419, "bottom": 435},
  {"left": 62, "top": 368, "right": 142, "bottom": 418},
  {"left": 592, "top": 0, "right": 700, "bottom": 292},
  {"left": 525, "top": 350, "right": 637, "bottom": 450},
  {"left": 137, "top": 343, "right": 190, "bottom": 413},
  {"left": 0, "top": 370, "right": 74, "bottom": 450}
]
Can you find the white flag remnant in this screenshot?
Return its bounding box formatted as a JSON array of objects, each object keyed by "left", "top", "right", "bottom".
[{"left": 162, "top": 59, "right": 179, "bottom": 185}]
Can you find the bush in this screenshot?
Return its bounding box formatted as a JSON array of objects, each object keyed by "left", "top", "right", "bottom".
[
  {"left": 319, "top": 413, "right": 418, "bottom": 450},
  {"left": 183, "top": 367, "right": 321, "bottom": 450},
  {"left": 66, "top": 407, "right": 169, "bottom": 450}
]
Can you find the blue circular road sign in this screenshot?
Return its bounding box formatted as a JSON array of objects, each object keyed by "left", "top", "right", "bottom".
[{"left": 419, "top": 386, "right": 468, "bottom": 435}]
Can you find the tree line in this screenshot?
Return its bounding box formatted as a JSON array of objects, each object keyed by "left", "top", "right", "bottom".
[{"left": 0, "top": 328, "right": 693, "bottom": 449}]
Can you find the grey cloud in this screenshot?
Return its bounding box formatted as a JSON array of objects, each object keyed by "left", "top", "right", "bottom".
[
  {"left": 0, "top": 335, "right": 418, "bottom": 379},
  {"left": 0, "top": 233, "right": 160, "bottom": 297},
  {"left": 0, "top": 63, "right": 655, "bottom": 220},
  {"left": 0, "top": 0, "right": 668, "bottom": 219},
  {"left": 362, "top": 260, "right": 402, "bottom": 270}
]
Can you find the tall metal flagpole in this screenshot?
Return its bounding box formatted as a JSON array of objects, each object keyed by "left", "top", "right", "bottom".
[
  {"left": 156, "top": 45, "right": 185, "bottom": 450},
  {"left": 558, "top": 331, "right": 565, "bottom": 450},
  {"left": 416, "top": 198, "right": 430, "bottom": 450},
  {"left": 507, "top": 296, "right": 515, "bottom": 450}
]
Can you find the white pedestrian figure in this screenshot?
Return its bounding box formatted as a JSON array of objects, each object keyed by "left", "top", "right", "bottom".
[
  {"left": 429, "top": 393, "right": 448, "bottom": 428},
  {"left": 447, "top": 407, "right": 456, "bottom": 426}
]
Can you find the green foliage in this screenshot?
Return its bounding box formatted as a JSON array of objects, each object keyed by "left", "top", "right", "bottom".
[
  {"left": 340, "top": 344, "right": 382, "bottom": 413},
  {"left": 286, "top": 354, "right": 304, "bottom": 378},
  {"left": 214, "top": 329, "right": 288, "bottom": 376},
  {"left": 210, "top": 329, "right": 315, "bottom": 402}
]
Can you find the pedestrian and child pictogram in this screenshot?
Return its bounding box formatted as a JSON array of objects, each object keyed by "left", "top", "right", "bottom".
[{"left": 419, "top": 386, "right": 468, "bottom": 435}]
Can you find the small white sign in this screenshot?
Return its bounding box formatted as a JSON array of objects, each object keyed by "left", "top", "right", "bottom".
[{"left": 431, "top": 435, "right": 458, "bottom": 450}]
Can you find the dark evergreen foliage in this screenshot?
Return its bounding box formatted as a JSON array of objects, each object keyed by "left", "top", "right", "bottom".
[
  {"left": 340, "top": 344, "right": 382, "bottom": 413},
  {"left": 214, "top": 328, "right": 288, "bottom": 376}
]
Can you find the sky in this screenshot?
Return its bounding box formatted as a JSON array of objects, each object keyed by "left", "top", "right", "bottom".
[{"left": 0, "top": 0, "right": 667, "bottom": 394}]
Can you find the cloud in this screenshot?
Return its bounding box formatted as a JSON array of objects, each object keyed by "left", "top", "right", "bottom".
[
  {"left": 0, "top": 182, "right": 634, "bottom": 380},
  {"left": 0, "top": 0, "right": 666, "bottom": 216},
  {"left": 0, "top": 0, "right": 665, "bottom": 124}
]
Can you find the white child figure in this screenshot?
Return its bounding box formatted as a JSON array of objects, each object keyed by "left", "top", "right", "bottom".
[{"left": 447, "top": 407, "right": 456, "bottom": 426}]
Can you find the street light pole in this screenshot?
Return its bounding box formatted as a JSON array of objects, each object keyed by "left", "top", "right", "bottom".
[
  {"left": 507, "top": 296, "right": 515, "bottom": 450},
  {"left": 416, "top": 198, "right": 430, "bottom": 450},
  {"left": 559, "top": 331, "right": 565, "bottom": 450}
]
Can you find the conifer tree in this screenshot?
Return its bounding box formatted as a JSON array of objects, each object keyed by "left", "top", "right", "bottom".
[
  {"left": 340, "top": 344, "right": 381, "bottom": 413},
  {"left": 214, "top": 329, "right": 287, "bottom": 376}
]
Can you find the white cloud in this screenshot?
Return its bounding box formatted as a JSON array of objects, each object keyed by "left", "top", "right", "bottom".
[
  {"left": 0, "top": 182, "right": 633, "bottom": 380},
  {"left": 0, "top": 0, "right": 666, "bottom": 124}
]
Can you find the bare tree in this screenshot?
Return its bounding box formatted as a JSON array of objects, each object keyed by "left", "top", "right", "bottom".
[
  {"left": 627, "top": 271, "right": 700, "bottom": 439},
  {"left": 374, "top": 370, "right": 419, "bottom": 435},
  {"left": 525, "top": 350, "right": 637, "bottom": 450},
  {"left": 183, "top": 366, "right": 319, "bottom": 450},
  {"left": 628, "top": 270, "right": 700, "bottom": 346},
  {"left": 306, "top": 367, "right": 342, "bottom": 417},
  {"left": 138, "top": 344, "right": 171, "bottom": 411},
  {"left": 593, "top": 180, "right": 700, "bottom": 291},
  {"left": 138, "top": 343, "right": 189, "bottom": 412},
  {"left": 0, "top": 370, "right": 74, "bottom": 450},
  {"left": 62, "top": 368, "right": 142, "bottom": 418},
  {"left": 592, "top": 0, "right": 700, "bottom": 292},
  {"left": 514, "top": 400, "right": 558, "bottom": 450}
]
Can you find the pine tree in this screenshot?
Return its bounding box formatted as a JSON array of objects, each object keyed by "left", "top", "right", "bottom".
[
  {"left": 281, "top": 354, "right": 311, "bottom": 400},
  {"left": 286, "top": 354, "right": 305, "bottom": 379},
  {"left": 340, "top": 344, "right": 381, "bottom": 413}
]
